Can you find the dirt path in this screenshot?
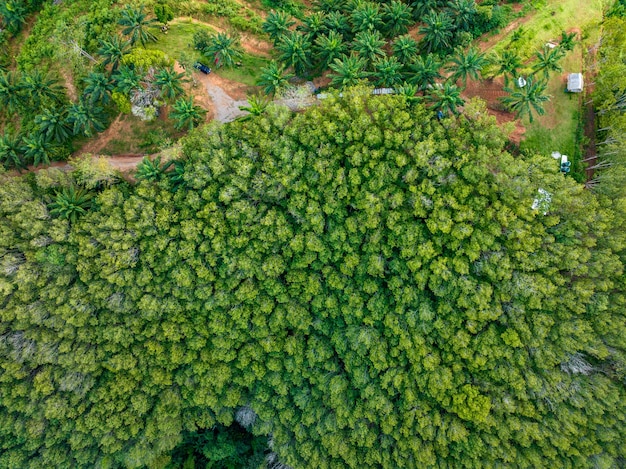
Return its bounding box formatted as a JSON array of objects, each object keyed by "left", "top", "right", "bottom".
[
  {"left": 476, "top": 4, "right": 533, "bottom": 53},
  {"left": 75, "top": 115, "right": 126, "bottom": 155},
  {"left": 194, "top": 71, "right": 250, "bottom": 122}
]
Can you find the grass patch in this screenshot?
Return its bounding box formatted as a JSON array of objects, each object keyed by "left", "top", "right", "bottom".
[
  {"left": 489, "top": 0, "right": 603, "bottom": 60},
  {"left": 145, "top": 18, "right": 215, "bottom": 64},
  {"left": 214, "top": 53, "right": 270, "bottom": 86},
  {"left": 520, "top": 45, "right": 585, "bottom": 181},
  {"left": 100, "top": 113, "right": 182, "bottom": 155}
]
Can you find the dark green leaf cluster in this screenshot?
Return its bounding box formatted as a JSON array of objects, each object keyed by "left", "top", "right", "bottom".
[{"left": 0, "top": 93, "right": 625, "bottom": 468}]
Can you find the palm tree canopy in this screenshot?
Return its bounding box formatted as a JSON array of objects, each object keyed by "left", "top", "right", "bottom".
[
  {"left": 382, "top": 0, "right": 413, "bottom": 37},
  {"left": 118, "top": 6, "right": 158, "bottom": 47},
  {"left": 277, "top": 32, "right": 313, "bottom": 77},
  {"left": 532, "top": 45, "right": 565, "bottom": 79},
  {"left": 113, "top": 65, "right": 142, "bottom": 95},
  {"left": 501, "top": 75, "right": 550, "bottom": 123},
  {"left": 98, "top": 36, "right": 131, "bottom": 71},
  {"left": 257, "top": 61, "right": 294, "bottom": 96},
  {"left": 329, "top": 53, "right": 368, "bottom": 88},
  {"left": 352, "top": 30, "right": 386, "bottom": 66},
  {"left": 204, "top": 33, "right": 244, "bottom": 69},
  {"left": 83, "top": 72, "right": 114, "bottom": 105},
  {"left": 372, "top": 56, "right": 404, "bottom": 87},
  {"left": 314, "top": 30, "right": 346, "bottom": 70},
  {"left": 426, "top": 81, "right": 465, "bottom": 115},
  {"left": 391, "top": 35, "right": 419, "bottom": 66},
  {"left": 170, "top": 97, "right": 207, "bottom": 131},
  {"left": 446, "top": 47, "right": 488, "bottom": 85},
  {"left": 419, "top": 11, "right": 455, "bottom": 54},
  {"left": 351, "top": 2, "right": 384, "bottom": 33},
  {"left": 34, "top": 108, "right": 71, "bottom": 144},
  {"left": 408, "top": 54, "right": 442, "bottom": 90},
  {"left": 154, "top": 67, "right": 187, "bottom": 101},
  {"left": 49, "top": 187, "right": 94, "bottom": 223},
  {"left": 263, "top": 10, "right": 295, "bottom": 45}
]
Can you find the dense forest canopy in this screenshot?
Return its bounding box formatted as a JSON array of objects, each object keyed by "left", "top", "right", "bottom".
[{"left": 1, "top": 92, "right": 625, "bottom": 468}]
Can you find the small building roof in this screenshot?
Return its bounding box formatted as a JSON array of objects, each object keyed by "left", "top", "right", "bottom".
[{"left": 567, "top": 73, "right": 584, "bottom": 92}]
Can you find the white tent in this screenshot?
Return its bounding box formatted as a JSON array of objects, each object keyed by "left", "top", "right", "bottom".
[{"left": 567, "top": 73, "right": 584, "bottom": 93}]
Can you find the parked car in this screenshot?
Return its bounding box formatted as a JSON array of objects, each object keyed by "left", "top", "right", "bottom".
[{"left": 193, "top": 62, "right": 211, "bottom": 74}]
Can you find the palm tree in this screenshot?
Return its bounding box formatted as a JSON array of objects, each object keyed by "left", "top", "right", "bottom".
[
  {"left": 329, "top": 53, "right": 368, "bottom": 88},
  {"left": 491, "top": 50, "right": 522, "bottom": 87},
  {"left": 113, "top": 65, "right": 142, "bottom": 95},
  {"left": 0, "top": 70, "right": 24, "bottom": 113},
  {"left": 118, "top": 6, "right": 158, "bottom": 47},
  {"left": 446, "top": 47, "right": 487, "bottom": 86},
  {"left": 98, "top": 36, "right": 131, "bottom": 72},
  {"left": 298, "top": 11, "right": 327, "bottom": 39},
  {"left": 314, "top": 30, "right": 346, "bottom": 70},
  {"left": 135, "top": 156, "right": 174, "bottom": 181},
  {"left": 238, "top": 94, "right": 271, "bottom": 121},
  {"left": 394, "top": 82, "right": 420, "bottom": 105},
  {"left": 277, "top": 32, "right": 312, "bottom": 77},
  {"left": 559, "top": 31, "right": 577, "bottom": 51},
  {"left": 410, "top": 0, "right": 444, "bottom": 20},
  {"left": 501, "top": 75, "right": 550, "bottom": 123},
  {"left": 204, "top": 33, "right": 244, "bottom": 69},
  {"left": 0, "top": 133, "right": 24, "bottom": 170},
  {"left": 154, "top": 67, "right": 187, "bottom": 101},
  {"left": 324, "top": 12, "right": 351, "bottom": 39},
  {"left": 532, "top": 45, "right": 565, "bottom": 80},
  {"left": 263, "top": 10, "right": 295, "bottom": 45},
  {"left": 419, "top": 11, "right": 455, "bottom": 54},
  {"left": 21, "top": 70, "right": 65, "bottom": 108},
  {"left": 21, "top": 133, "right": 53, "bottom": 167},
  {"left": 0, "top": 0, "right": 27, "bottom": 35},
  {"left": 67, "top": 101, "right": 107, "bottom": 136},
  {"left": 372, "top": 56, "right": 403, "bottom": 87},
  {"left": 49, "top": 187, "right": 94, "bottom": 223},
  {"left": 257, "top": 61, "right": 294, "bottom": 95},
  {"left": 83, "top": 71, "right": 114, "bottom": 106},
  {"left": 447, "top": 0, "right": 477, "bottom": 32},
  {"left": 382, "top": 0, "right": 413, "bottom": 38},
  {"left": 315, "top": 0, "right": 346, "bottom": 12},
  {"left": 168, "top": 160, "right": 186, "bottom": 192},
  {"left": 426, "top": 81, "right": 465, "bottom": 115},
  {"left": 392, "top": 35, "right": 419, "bottom": 66},
  {"left": 34, "top": 108, "right": 71, "bottom": 144},
  {"left": 170, "top": 97, "right": 207, "bottom": 131},
  {"left": 352, "top": 30, "right": 386, "bottom": 67},
  {"left": 407, "top": 54, "right": 442, "bottom": 90},
  {"left": 351, "top": 2, "right": 384, "bottom": 33}
]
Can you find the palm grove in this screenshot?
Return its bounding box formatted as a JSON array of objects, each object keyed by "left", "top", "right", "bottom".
[
  {"left": 0, "top": 0, "right": 206, "bottom": 170},
  {"left": 1, "top": 90, "right": 626, "bottom": 467}
]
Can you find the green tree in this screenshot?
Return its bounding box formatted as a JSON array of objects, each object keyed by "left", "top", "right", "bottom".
[
  {"left": 154, "top": 2, "right": 174, "bottom": 25},
  {"left": 446, "top": 46, "right": 487, "bottom": 86},
  {"left": 501, "top": 75, "right": 550, "bottom": 123},
  {"left": 67, "top": 100, "right": 107, "bottom": 136},
  {"left": 559, "top": 30, "right": 577, "bottom": 51},
  {"left": 113, "top": 65, "right": 142, "bottom": 95},
  {"left": 135, "top": 155, "right": 173, "bottom": 181},
  {"left": 21, "top": 133, "right": 53, "bottom": 167},
  {"left": 328, "top": 53, "right": 368, "bottom": 88},
  {"left": 257, "top": 61, "right": 294, "bottom": 96},
  {"left": 350, "top": 1, "right": 384, "bottom": 33},
  {"left": 410, "top": 0, "right": 445, "bottom": 18},
  {"left": 34, "top": 108, "right": 72, "bottom": 144},
  {"left": 0, "top": 0, "right": 27, "bottom": 35},
  {"left": 532, "top": 45, "right": 566, "bottom": 80},
  {"left": 83, "top": 71, "right": 114, "bottom": 106},
  {"left": 408, "top": 53, "right": 442, "bottom": 90},
  {"left": 118, "top": 6, "right": 158, "bottom": 47},
  {"left": 0, "top": 133, "right": 24, "bottom": 169},
  {"left": 21, "top": 70, "right": 65, "bottom": 109},
  {"left": 426, "top": 81, "right": 465, "bottom": 114},
  {"left": 48, "top": 186, "right": 94, "bottom": 222},
  {"left": 204, "top": 33, "right": 243, "bottom": 69},
  {"left": 97, "top": 36, "right": 131, "bottom": 72},
  {"left": 262, "top": 10, "right": 295, "bottom": 45},
  {"left": 382, "top": 0, "right": 413, "bottom": 37},
  {"left": 0, "top": 70, "right": 24, "bottom": 113},
  {"left": 324, "top": 11, "right": 351, "bottom": 38},
  {"left": 298, "top": 11, "right": 327, "bottom": 39},
  {"left": 419, "top": 11, "right": 455, "bottom": 53},
  {"left": 352, "top": 29, "right": 386, "bottom": 67},
  {"left": 154, "top": 67, "right": 187, "bottom": 101},
  {"left": 314, "top": 30, "right": 346, "bottom": 70},
  {"left": 277, "top": 31, "right": 312, "bottom": 77},
  {"left": 491, "top": 50, "right": 522, "bottom": 86},
  {"left": 391, "top": 34, "right": 419, "bottom": 66},
  {"left": 448, "top": 0, "right": 477, "bottom": 32},
  {"left": 170, "top": 96, "right": 207, "bottom": 131},
  {"left": 238, "top": 94, "right": 271, "bottom": 121},
  {"left": 372, "top": 56, "right": 403, "bottom": 87}
]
